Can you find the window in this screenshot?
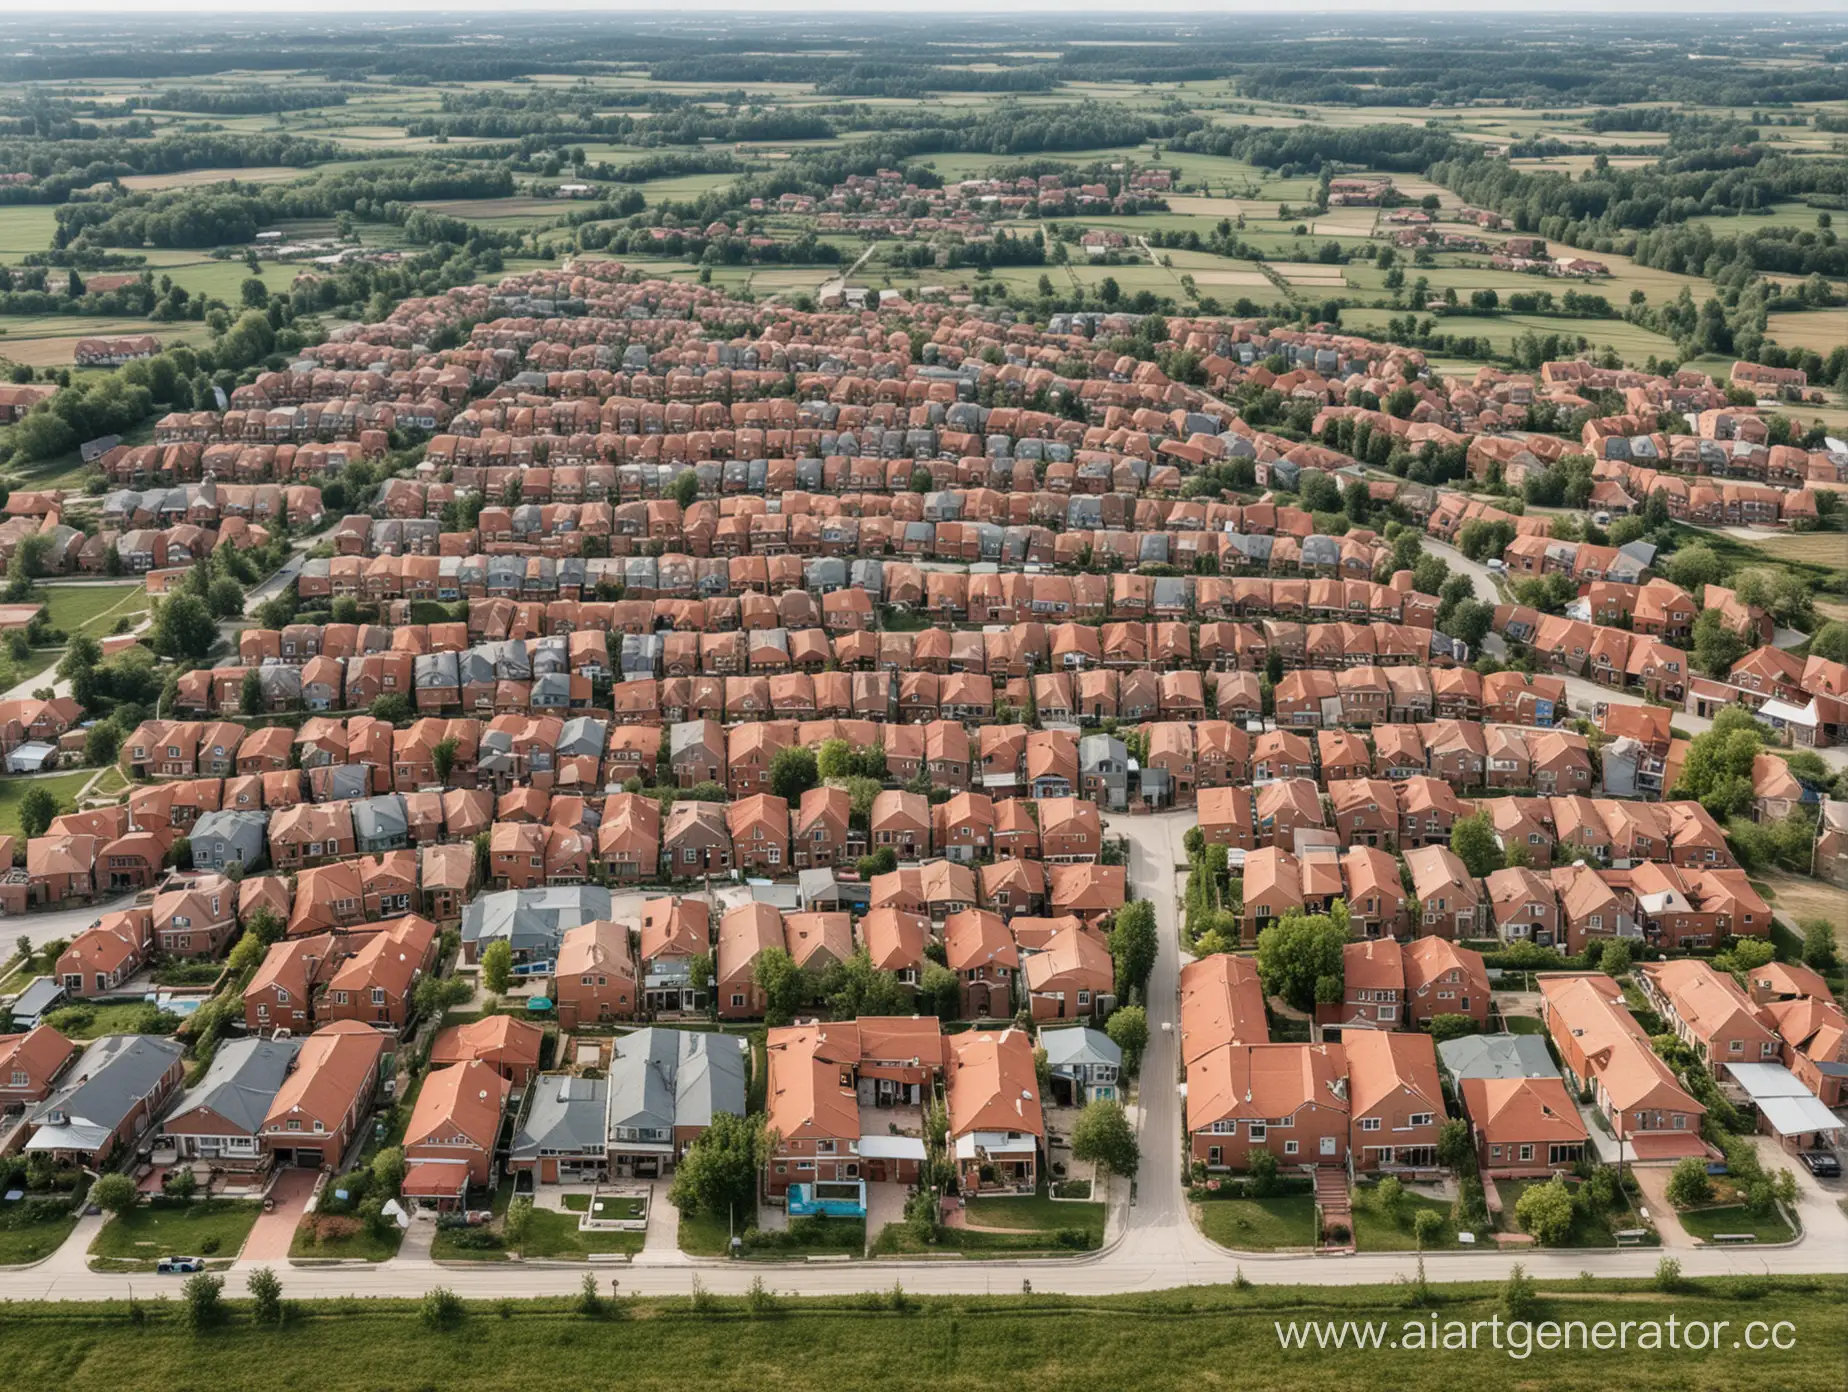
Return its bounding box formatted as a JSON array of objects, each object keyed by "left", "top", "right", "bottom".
[
  {"left": 1410, "top": 1113, "right": 1434, "bottom": 1127},
  {"left": 1248, "top": 1123, "right": 1266, "bottom": 1142},
  {"left": 730, "top": 994, "right": 744, "bottom": 1008},
  {"left": 1518, "top": 1144, "right": 1534, "bottom": 1162},
  {"left": 1360, "top": 1117, "right": 1381, "bottom": 1132},
  {"left": 1283, "top": 1140, "right": 1298, "bottom": 1155}
]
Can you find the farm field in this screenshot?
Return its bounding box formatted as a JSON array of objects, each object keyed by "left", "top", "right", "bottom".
[
  {"left": 0, "top": 315, "right": 205, "bottom": 368},
  {"left": 1764, "top": 307, "right": 1848, "bottom": 354},
  {"left": 1338, "top": 307, "right": 1681, "bottom": 363},
  {"left": 116, "top": 166, "right": 308, "bottom": 191},
  {"left": 0, "top": 769, "right": 101, "bottom": 839}
]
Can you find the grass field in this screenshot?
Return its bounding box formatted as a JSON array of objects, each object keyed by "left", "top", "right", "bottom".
[
  {"left": 1494, "top": 1180, "right": 1620, "bottom": 1247},
  {"left": 515, "top": 1208, "right": 646, "bottom": 1260},
  {"left": 43, "top": 583, "right": 147, "bottom": 638},
  {"left": 0, "top": 1205, "right": 79, "bottom": 1266},
  {"left": 0, "top": 769, "right": 95, "bottom": 838},
  {"left": 6, "top": 1277, "right": 1828, "bottom": 1391},
  {"left": 117, "top": 166, "right": 308, "bottom": 191},
  {"left": 1195, "top": 1194, "right": 1317, "bottom": 1250},
  {"left": 1675, "top": 1204, "right": 1797, "bottom": 1245},
  {"left": 1348, "top": 1182, "right": 1461, "bottom": 1252},
  {"left": 0, "top": 205, "right": 59, "bottom": 260},
  {"left": 1338, "top": 307, "right": 1680, "bottom": 364},
  {"left": 1765, "top": 307, "right": 1848, "bottom": 354},
  {"left": 0, "top": 313, "right": 206, "bottom": 368},
  {"left": 88, "top": 1200, "right": 261, "bottom": 1269},
  {"left": 289, "top": 1214, "right": 404, "bottom": 1262},
  {"left": 41, "top": 1001, "right": 170, "bottom": 1041}
]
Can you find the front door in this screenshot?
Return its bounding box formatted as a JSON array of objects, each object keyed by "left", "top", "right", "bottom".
[{"left": 1320, "top": 1135, "right": 1337, "bottom": 1157}]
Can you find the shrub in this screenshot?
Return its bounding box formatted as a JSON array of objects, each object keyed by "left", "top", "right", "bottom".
[
  {"left": 746, "top": 1275, "right": 780, "bottom": 1317},
  {"left": 1500, "top": 1263, "right": 1539, "bottom": 1323},
  {"left": 420, "top": 1286, "right": 464, "bottom": 1330},
  {"left": 182, "top": 1273, "right": 225, "bottom": 1333},
  {"left": 247, "top": 1266, "right": 283, "bottom": 1324},
  {"left": 1665, "top": 1157, "right": 1713, "bottom": 1209},
  {"left": 1653, "top": 1257, "right": 1682, "bottom": 1292},
  {"left": 576, "top": 1271, "right": 603, "bottom": 1317},
  {"left": 1323, "top": 1220, "right": 1350, "bottom": 1244},
  {"left": 1246, "top": 1149, "right": 1280, "bottom": 1198}
]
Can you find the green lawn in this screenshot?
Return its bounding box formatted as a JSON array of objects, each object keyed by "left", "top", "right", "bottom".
[
  {"left": 288, "top": 1214, "right": 404, "bottom": 1262},
  {"left": 88, "top": 1200, "right": 261, "bottom": 1268},
  {"left": 1676, "top": 1204, "right": 1797, "bottom": 1245},
  {"left": 560, "top": 1194, "right": 646, "bottom": 1221},
  {"left": 0, "top": 769, "right": 95, "bottom": 839},
  {"left": 430, "top": 1225, "right": 511, "bottom": 1262},
  {"left": 42, "top": 1001, "right": 175, "bottom": 1041},
  {"left": 960, "top": 1188, "right": 1107, "bottom": 1244},
  {"left": 1348, "top": 1182, "right": 1460, "bottom": 1251},
  {"left": 7, "top": 1276, "right": 1831, "bottom": 1391},
  {"left": 43, "top": 583, "right": 148, "bottom": 639},
  {"left": 678, "top": 1207, "right": 739, "bottom": 1257},
  {"left": 1195, "top": 1194, "right": 1317, "bottom": 1250},
  {"left": 1501, "top": 1015, "right": 1547, "bottom": 1034},
  {"left": 514, "top": 1208, "right": 644, "bottom": 1260},
  {"left": 0, "top": 1205, "right": 79, "bottom": 1266}
]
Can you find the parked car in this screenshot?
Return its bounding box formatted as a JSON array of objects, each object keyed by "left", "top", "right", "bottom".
[
  {"left": 1799, "top": 1151, "right": 1841, "bottom": 1178},
  {"left": 156, "top": 1255, "right": 205, "bottom": 1274}
]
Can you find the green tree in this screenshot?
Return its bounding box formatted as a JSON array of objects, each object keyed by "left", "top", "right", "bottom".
[
  {"left": 1449, "top": 811, "right": 1505, "bottom": 878},
  {"left": 17, "top": 786, "right": 57, "bottom": 839},
  {"left": 370, "top": 1145, "right": 406, "bottom": 1198},
  {"left": 1670, "top": 708, "right": 1763, "bottom": 819},
  {"left": 1105, "top": 1004, "right": 1148, "bottom": 1075},
  {"left": 206, "top": 576, "right": 245, "bottom": 620},
  {"left": 1070, "top": 1098, "right": 1139, "bottom": 1178},
  {"left": 370, "top": 693, "right": 412, "bottom": 724},
  {"left": 1598, "top": 940, "right": 1634, "bottom": 978},
  {"left": 671, "top": 469, "right": 700, "bottom": 510},
  {"left": 1665, "top": 1156, "right": 1713, "bottom": 1209},
  {"left": 149, "top": 591, "right": 219, "bottom": 660},
  {"left": 1663, "top": 544, "right": 1726, "bottom": 594},
  {"left": 1690, "top": 608, "right": 1747, "bottom": 678},
  {"left": 1514, "top": 1176, "right": 1575, "bottom": 1245},
  {"left": 433, "top": 737, "right": 458, "bottom": 784},
  {"left": 480, "top": 940, "right": 513, "bottom": 994},
  {"left": 1437, "top": 1117, "right": 1473, "bottom": 1170},
  {"left": 1255, "top": 910, "right": 1346, "bottom": 1012},
  {"left": 1801, "top": 918, "right": 1838, "bottom": 972},
  {"left": 669, "top": 1111, "right": 764, "bottom": 1222},
  {"left": 920, "top": 961, "right": 961, "bottom": 1022},
  {"left": 182, "top": 1272, "right": 226, "bottom": 1332},
  {"left": 822, "top": 947, "right": 907, "bottom": 1020},
  {"left": 91, "top": 1171, "right": 139, "bottom": 1216},
  {"left": 769, "top": 745, "right": 819, "bottom": 803},
  {"left": 1108, "top": 901, "right": 1158, "bottom": 999},
  {"left": 752, "top": 945, "right": 807, "bottom": 1026},
  {"left": 1375, "top": 1175, "right": 1405, "bottom": 1218},
  {"left": 247, "top": 1266, "right": 284, "bottom": 1324},
  {"left": 239, "top": 668, "right": 263, "bottom": 716}
]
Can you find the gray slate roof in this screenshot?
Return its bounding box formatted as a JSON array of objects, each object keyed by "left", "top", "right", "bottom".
[
  {"left": 509, "top": 1073, "right": 608, "bottom": 1161},
  {"left": 1436, "top": 1032, "right": 1558, "bottom": 1081},
  {"left": 28, "top": 1034, "right": 185, "bottom": 1155},
  {"left": 171, "top": 1036, "right": 303, "bottom": 1134},
  {"left": 606, "top": 1027, "right": 748, "bottom": 1142}
]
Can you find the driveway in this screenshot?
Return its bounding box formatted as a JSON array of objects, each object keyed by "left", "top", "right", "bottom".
[
  {"left": 1752, "top": 1135, "right": 1848, "bottom": 1250},
  {"left": 863, "top": 1181, "right": 909, "bottom": 1252},
  {"left": 1630, "top": 1166, "right": 1691, "bottom": 1248},
  {"left": 236, "top": 1168, "right": 318, "bottom": 1265}
]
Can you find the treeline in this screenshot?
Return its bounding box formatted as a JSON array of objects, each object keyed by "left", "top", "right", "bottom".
[
  {"left": 1428, "top": 148, "right": 1848, "bottom": 276},
  {"left": 0, "top": 132, "right": 342, "bottom": 204},
  {"left": 147, "top": 86, "right": 351, "bottom": 114},
  {"left": 1168, "top": 122, "right": 1463, "bottom": 176},
  {"left": 51, "top": 162, "right": 520, "bottom": 250}
]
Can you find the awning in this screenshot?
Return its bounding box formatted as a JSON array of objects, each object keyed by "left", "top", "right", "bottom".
[
  {"left": 401, "top": 1162, "right": 467, "bottom": 1196},
  {"left": 858, "top": 1135, "right": 927, "bottom": 1161}
]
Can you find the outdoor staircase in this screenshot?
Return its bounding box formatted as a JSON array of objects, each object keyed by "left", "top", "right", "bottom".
[{"left": 1313, "top": 1167, "right": 1354, "bottom": 1253}]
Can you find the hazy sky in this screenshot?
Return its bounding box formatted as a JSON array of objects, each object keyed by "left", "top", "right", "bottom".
[{"left": 19, "top": 1, "right": 1848, "bottom": 13}]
